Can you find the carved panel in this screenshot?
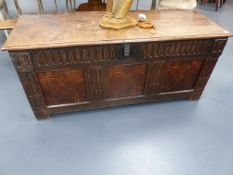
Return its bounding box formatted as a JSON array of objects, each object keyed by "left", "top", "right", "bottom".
[
  {"left": 32, "top": 45, "right": 120, "bottom": 69},
  {"left": 106, "top": 64, "right": 146, "bottom": 99},
  {"left": 37, "top": 69, "right": 86, "bottom": 106},
  {"left": 159, "top": 60, "right": 204, "bottom": 93},
  {"left": 141, "top": 39, "right": 213, "bottom": 59},
  {"left": 10, "top": 52, "right": 33, "bottom": 72},
  {"left": 86, "top": 67, "right": 104, "bottom": 100}
]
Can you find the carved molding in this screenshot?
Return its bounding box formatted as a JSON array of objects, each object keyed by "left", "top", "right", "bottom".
[
  {"left": 141, "top": 39, "right": 213, "bottom": 59},
  {"left": 32, "top": 46, "right": 120, "bottom": 69}
]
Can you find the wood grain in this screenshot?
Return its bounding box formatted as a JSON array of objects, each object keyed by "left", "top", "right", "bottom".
[
  {"left": 2, "top": 10, "right": 233, "bottom": 51},
  {"left": 0, "top": 20, "right": 16, "bottom": 30},
  {"left": 107, "top": 64, "right": 146, "bottom": 99},
  {"left": 37, "top": 70, "right": 86, "bottom": 106}
]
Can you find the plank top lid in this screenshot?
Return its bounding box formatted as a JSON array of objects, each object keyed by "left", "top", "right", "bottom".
[{"left": 2, "top": 10, "right": 233, "bottom": 51}]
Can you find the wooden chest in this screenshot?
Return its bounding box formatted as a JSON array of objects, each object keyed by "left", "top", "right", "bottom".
[{"left": 2, "top": 10, "right": 232, "bottom": 120}]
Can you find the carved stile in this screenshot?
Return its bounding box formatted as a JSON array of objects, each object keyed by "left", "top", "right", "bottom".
[
  {"left": 86, "top": 67, "right": 104, "bottom": 100},
  {"left": 10, "top": 52, "right": 50, "bottom": 119}
]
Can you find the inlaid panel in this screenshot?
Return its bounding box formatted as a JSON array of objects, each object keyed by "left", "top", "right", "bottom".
[
  {"left": 37, "top": 70, "right": 86, "bottom": 106},
  {"left": 107, "top": 64, "right": 146, "bottom": 99},
  {"left": 159, "top": 60, "right": 204, "bottom": 93}
]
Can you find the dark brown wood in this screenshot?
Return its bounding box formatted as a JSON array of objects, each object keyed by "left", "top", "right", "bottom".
[
  {"left": 106, "top": 64, "right": 146, "bottom": 99},
  {"left": 2, "top": 11, "right": 232, "bottom": 120},
  {"left": 159, "top": 59, "right": 204, "bottom": 93},
  {"left": 10, "top": 52, "right": 50, "bottom": 119},
  {"left": 76, "top": 0, "right": 106, "bottom": 11},
  {"left": 37, "top": 70, "right": 87, "bottom": 106},
  {"left": 198, "top": 0, "right": 223, "bottom": 11}
]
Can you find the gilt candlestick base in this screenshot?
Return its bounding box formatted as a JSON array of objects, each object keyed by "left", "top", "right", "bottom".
[{"left": 100, "top": 13, "right": 138, "bottom": 29}]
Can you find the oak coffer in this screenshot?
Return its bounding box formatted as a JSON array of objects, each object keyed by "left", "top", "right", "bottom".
[{"left": 2, "top": 10, "right": 232, "bottom": 120}]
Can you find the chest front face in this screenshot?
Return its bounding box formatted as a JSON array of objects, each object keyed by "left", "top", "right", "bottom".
[{"left": 9, "top": 37, "right": 227, "bottom": 119}]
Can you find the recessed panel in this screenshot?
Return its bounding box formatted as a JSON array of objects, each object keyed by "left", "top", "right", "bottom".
[
  {"left": 38, "top": 70, "right": 86, "bottom": 106},
  {"left": 159, "top": 60, "right": 204, "bottom": 93},
  {"left": 107, "top": 64, "right": 146, "bottom": 99}
]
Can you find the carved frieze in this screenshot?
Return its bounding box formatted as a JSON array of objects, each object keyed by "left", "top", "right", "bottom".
[
  {"left": 141, "top": 39, "right": 213, "bottom": 59},
  {"left": 32, "top": 45, "right": 120, "bottom": 69}
]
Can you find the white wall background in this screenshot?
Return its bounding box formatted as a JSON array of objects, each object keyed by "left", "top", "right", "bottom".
[{"left": 0, "top": 0, "right": 155, "bottom": 44}]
